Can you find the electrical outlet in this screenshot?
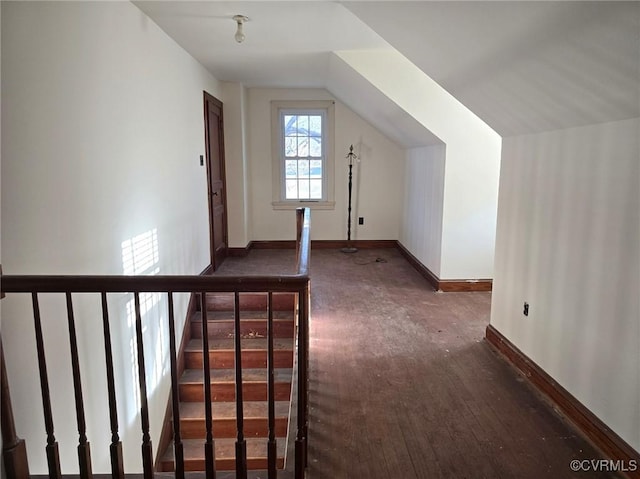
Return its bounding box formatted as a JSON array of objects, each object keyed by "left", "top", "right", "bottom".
[
  {"left": 523, "top": 302, "right": 529, "bottom": 316},
  {"left": 358, "top": 217, "right": 364, "bottom": 225}
]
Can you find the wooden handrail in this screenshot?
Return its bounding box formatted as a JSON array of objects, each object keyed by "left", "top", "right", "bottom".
[
  {"left": 294, "top": 207, "right": 311, "bottom": 479},
  {"left": 1, "top": 274, "right": 309, "bottom": 294},
  {"left": 1, "top": 208, "right": 311, "bottom": 479},
  {"left": 296, "top": 207, "right": 311, "bottom": 277}
]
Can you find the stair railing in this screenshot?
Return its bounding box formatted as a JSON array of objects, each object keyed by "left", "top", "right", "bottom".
[{"left": 1, "top": 208, "right": 311, "bottom": 479}]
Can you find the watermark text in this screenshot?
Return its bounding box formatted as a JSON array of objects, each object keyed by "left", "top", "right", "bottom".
[{"left": 570, "top": 459, "right": 638, "bottom": 473}]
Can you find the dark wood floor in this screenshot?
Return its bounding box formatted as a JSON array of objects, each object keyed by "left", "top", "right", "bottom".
[{"left": 216, "top": 248, "right": 615, "bottom": 479}]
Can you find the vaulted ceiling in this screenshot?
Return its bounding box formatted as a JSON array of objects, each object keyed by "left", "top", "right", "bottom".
[{"left": 135, "top": 1, "right": 640, "bottom": 145}]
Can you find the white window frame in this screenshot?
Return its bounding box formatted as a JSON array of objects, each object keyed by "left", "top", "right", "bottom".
[{"left": 271, "top": 100, "right": 335, "bottom": 210}]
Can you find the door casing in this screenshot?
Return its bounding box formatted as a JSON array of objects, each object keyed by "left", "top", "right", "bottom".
[{"left": 203, "top": 91, "right": 228, "bottom": 271}]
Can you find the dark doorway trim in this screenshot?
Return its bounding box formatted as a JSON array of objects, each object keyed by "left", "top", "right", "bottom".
[{"left": 203, "top": 91, "right": 228, "bottom": 271}]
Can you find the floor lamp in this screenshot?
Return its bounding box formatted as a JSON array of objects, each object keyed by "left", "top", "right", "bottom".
[{"left": 341, "top": 145, "right": 358, "bottom": 254}]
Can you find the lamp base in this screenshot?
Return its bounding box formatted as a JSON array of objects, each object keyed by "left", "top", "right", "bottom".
[{"left": 340, "top": 246, "right": 358, "bottom": 254}]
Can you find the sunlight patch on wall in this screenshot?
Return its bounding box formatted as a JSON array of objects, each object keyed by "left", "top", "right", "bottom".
[
  {"left": 122, "top": 229, "right": 160, "bottom": 275},
  {"left": 121, "top": 228, "right": 168, "bottom": 420}
]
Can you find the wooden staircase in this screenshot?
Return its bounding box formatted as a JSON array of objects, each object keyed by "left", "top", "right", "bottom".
[{"left": 158, "top": 292, "right": 297, "bottom": 473}]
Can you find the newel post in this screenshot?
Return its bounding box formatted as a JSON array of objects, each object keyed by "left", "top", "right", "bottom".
[
  {"left": 1, "top": 335, "right": 31, "bottom": 479},
  {"left": 1, "top": 265, "right": 31, "bottom": 479}
]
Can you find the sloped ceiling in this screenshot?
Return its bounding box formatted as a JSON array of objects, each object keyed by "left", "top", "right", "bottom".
[
  {"left": 345, "top": 1, "right": 640, "bottom": 136},
  {"left": 327, "top": 53, "right": 443, "bottom": 147},
  {"left": 135, "top": 1, "right": 640, "bottom": 141}
]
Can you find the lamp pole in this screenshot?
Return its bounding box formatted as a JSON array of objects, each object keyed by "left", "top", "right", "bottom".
[{"left": 341, "top": 145, "right": 358, "bottom": 254}]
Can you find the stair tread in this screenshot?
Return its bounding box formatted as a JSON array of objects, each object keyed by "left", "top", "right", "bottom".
[
  {"left": 180, "top": 401, "right": 290, "bottom": 420},
  {"left": 190, "top": 317, "right": 296, "bottom": 341},
  {"left": 160, "top": 289, "right": 296, "bottom": 473},
  {"left": 181, "top": 368, "right": 293, "bottom": 384},
  {"left": 202, "top": 292, "right": 296, "bottom": 313},
  {"left": 161, "top": 437, "right": 287, "bottom": 461},
  {"left": 192, "top": 311, "right": 295, "bottom": 321},
  {"left": 186, "top": 338, "right": 294, "bottom": 351}
]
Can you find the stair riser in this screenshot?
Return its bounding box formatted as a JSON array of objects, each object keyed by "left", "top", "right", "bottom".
[
  {"left": 201, "top": 293, "right": 296, "bottom": 311},
  {"left": 159, "top": 286, "right": 296, "bottom": 474},
  {"left": 191, "top": 320, "right": 295, "bottom": 340},
  {"left": 179, "top": 383, "right": 292, "bottom": 402},
  {"left": 184, "top": 350, "right": 293, "bottom": 369},
  {"left": 181, "top": 417, "right": 289, "bottom": 439},
  {"left": 159, "top": 457, "right": 285, "bottom": 472}
]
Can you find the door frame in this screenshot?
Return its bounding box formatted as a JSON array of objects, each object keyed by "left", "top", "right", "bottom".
[{"left": 203, "top": 91, "right": 228, "bottom": 271}]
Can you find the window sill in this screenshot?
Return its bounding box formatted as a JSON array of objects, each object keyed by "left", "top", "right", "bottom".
[{"left": 272, "top": 201, "right": 335, "bottom": 211}]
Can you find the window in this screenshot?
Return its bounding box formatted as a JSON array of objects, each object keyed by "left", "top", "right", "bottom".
[
  {"left": 283, "top": 111, "right": 324, "bottom": 200},
  {"left": 271, "top": 100, "right": 335, "bottom": 209}
]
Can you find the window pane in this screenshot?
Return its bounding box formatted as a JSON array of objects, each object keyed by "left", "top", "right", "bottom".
[
  {"left": 310, "top": 179, "right": 322, "bottom": 199},
  {"left": 285, "top": 180, "right": 298, "bottom": 199},
  {"left": 297, "top": 137, "right": 309, "bottom": 157},
  {"left": 310, "top": 137, "right": 322, "bottom": 157},
  {"left": 285, "top": 137, "right": 297, "bottom": 157},
  {"left": 310, "top": 159, "right": 322, "bottom": 178},
  {"left": 279, "top": 108, "right": 327, "bottom": 202},
  {"left": 309, "top": 115, "right": 322, "bottom": 136},
  {"left": 284, "top": 115, "right": 297, "bottom": 136},
  {"left": 297, "top": 115, "right": 309, "bottom": 135},
  {"left": 298, "top": 179, "right": 310, "bottom": 199},
  {"left": 298, "top": 159, "right": 310, "bottom": 178},
  {"left": 285, "top": 159, "right": 298, "bottom": 178}
]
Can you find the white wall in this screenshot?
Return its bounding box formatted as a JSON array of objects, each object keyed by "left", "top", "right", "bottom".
[
  {"left": 401, "top": 146, "right": 445, "bottom": 277},
  {"left": 246, "top": 88, "right": 405, "bottom": 242},
  {"left": 491, "top": 118, "right": 640, "bottom": 451},
  {"left": 222, "top": 81, "right": 251, "bottom": 248},
  {"left": 337, "top": 49, "right": 502, "bottom": 280},
  {"left": 1, "top": 2, "right": 221, "bottom": 473}
]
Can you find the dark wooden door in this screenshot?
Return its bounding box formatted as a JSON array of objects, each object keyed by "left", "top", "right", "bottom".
[{"left": 204, "top": 92, "right": 227, "bottom": 271}]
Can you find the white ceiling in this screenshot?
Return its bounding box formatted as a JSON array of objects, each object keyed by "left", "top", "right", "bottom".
[
  {"left": 134, "top": 1, "right": 640, "bottom": 142},
  {"left": 345, "top": 1, "right": 640, "bottom": 136},
  {"left": 133, "top": 1, "right": 388, "bottom": 87}
]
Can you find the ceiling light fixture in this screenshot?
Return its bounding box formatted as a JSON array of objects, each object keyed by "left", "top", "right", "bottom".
[{"left": 233, "top": 15, "right": 248, "bottom": 43}]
